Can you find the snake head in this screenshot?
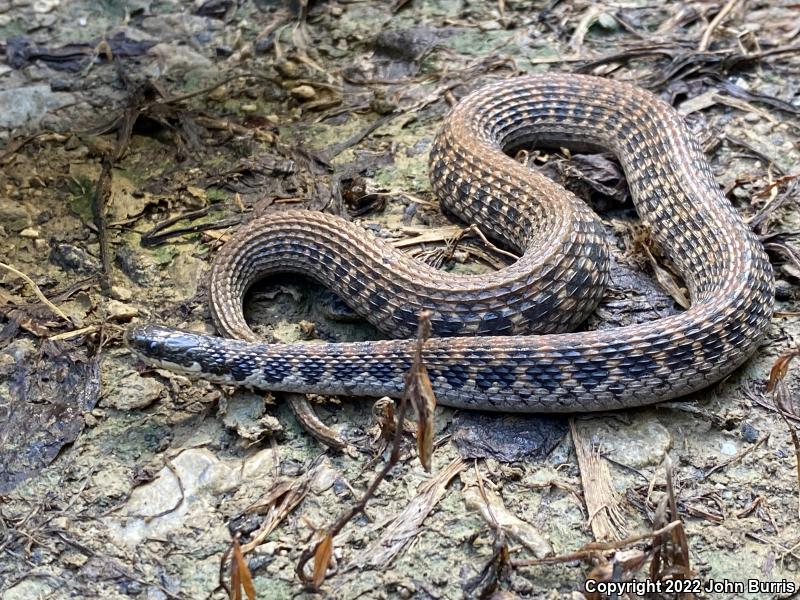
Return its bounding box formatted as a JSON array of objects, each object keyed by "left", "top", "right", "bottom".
[{"left": 125, "top": 325, "right": 204, "bottom": 372}]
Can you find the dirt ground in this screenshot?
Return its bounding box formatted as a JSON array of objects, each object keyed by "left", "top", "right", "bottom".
[{"left": 1, "top": 1, "right": 799, "bottom": 599}]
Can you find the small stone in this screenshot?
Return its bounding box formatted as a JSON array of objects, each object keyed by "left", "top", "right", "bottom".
[
  {"left": 61, "top": 550, "right": 88, "bottom": 568},
  {"left": 241, "top": 103, "right": 257, "bottom": 113},
  {"left": 587, "top": 417, "right": 672, "bottom": 468},
  {"left": 0, "top": 85, "right": 74, "bottom": 130},
  {"left": 146, "top": 588, "right": 168, "bottom": 600},
  {"left": 19, "top": 227, "right": 39, "bottom": 238},
  {"left": 597, "top": 11, "right": 617, "bottom": 28},
  {"left": 0, "top": 203, "right": 31, "bottom": 232},
  {"left": 740, "top": 422, "right": 759, "bottom": 443},
  {"left": 49, "top": 242, "right": 101, "bottom": 274},
  {"left": 104, "top": 370, "right": 164, "bottom": 410},
  {"left": 290, "top": 85, "right": 316, "bottom": 101},
  {"left": 220, "top": 392, "right": 282, "bottom": 440},
  {"left": 105, "top": 448, "right": 240, "bottom": 546},
  {"left": 33, "top": 0, "right": 60, "bottom": 12},
  {"left": 275, "top": 59, "right": 300, "bottom": 79},
  {"left": 83, "top": 413, "right": 98, "bottom": 427},
  {"left": 480, "top": 19, "right": 503, "bottom": 31},
  {"left": 110, "top": 285, "right": 133, "bottom": 301},
  {"left": 148, "top": 42, "right": 214, "bottom": 76},
  {"left": 64, "top": 135, "right": 80, "bottom": 150},
  {"left": 731, "top": 186, "right": 750, "bottom": 199},
  {"left": 720, "top": 439, "right": 738, "bottom": 456},
  {"left": 2, "top": 580, "right": 54, "bottom": 600},
  {"left": 744, "top": 112, "right": 760, "bottom": 123},
  {"left": 106, "top": 299, "right": 138, "bottom": 321},
  {"left": 753, "top": 121, "right": 772, "bottom": 135}
]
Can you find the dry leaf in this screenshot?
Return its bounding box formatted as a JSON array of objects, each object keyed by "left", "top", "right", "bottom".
[
  {"left": 231, "top": 537, "right": 256, "bottom": 600},
  {"left": 411, "top": 364, "right": 436, "bottom": 472},
  {"left": 312, "top": 533, "right": 334, "bottom": 590},
  {"left": 767, "top": 349, "right": 800, "bottom": 392}
]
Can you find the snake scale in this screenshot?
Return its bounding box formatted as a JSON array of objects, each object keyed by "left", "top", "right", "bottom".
[{"left": 127, "top": 74, "right": 774, "bottom": 412}]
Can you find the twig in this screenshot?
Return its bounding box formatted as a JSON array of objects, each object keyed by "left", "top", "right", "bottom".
[
  {"left": 92, "top": 158, "right": 114, "bottom": 293},
  {"left": 0, "top": 261, "right": 72, "bottom": 323},
  {"left": 698, "top": 0, "right": 743, "bottom": 51},
  {"left": 295, "top": 311, "right": 434, "bottom": 589},
  {"left": 511, "top": 520, "right": 684, "bottom": 567},
  {"left": 700, "top": 434, "right": 769, "bottom": 481}
]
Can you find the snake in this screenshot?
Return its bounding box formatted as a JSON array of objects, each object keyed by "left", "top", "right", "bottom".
[{"left": 126, "top": 73, "right": 774, "bottom": 413}]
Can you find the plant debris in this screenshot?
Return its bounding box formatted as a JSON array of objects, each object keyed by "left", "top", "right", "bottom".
[{"left": 1, "top": 0, "right": 799, "bottom": 598}]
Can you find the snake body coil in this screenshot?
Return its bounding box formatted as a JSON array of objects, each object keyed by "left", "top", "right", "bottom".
[{"left": 127, "top": 74, "right": 774, "bottom": 412}]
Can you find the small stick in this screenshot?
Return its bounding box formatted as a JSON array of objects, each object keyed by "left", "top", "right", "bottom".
[
  {"left": 511, "top": 520, "right": 684, "bottom": 567},
  {"left": 698, "top": 0, "right": 743, "bottom": 51},
  {"left": 0, "top": 261, "right": 72, "bottom": 323},
  {"left": 295, "top": 312, "right": 433, "bottom": 589}
]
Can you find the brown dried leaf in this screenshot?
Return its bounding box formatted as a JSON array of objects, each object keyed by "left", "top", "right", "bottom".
[
  {"left": 230, "top": 549, "right": 240, "bottom": 600},
  {"left": 404, "top": 310, "right": 437, "bottom": 472},
  {"left": 411, "top": 364, "right": 436, "bottom": 472},
  {"left": 767, "top": 349, "right": 800, "bottom": 393},
  {"left": 231, "top": 537, "right": 256, "bottom": 600},
  {"left": 312, "top": 533, "right": 334, "bottom": 590},
  {"left": 640, "top": 244, "right": 690, "bottom": 309}
]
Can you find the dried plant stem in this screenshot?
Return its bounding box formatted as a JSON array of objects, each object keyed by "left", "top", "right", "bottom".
[
  {"left": 511, "top": 520, "right": 684, "bottom": 567},
  {"left": 0, "top": 261, "right": 72, "bottom": 323},
  {"left": 295, "top": 312, "right": 434, "bottom": 589},
  {"left": 698, "top": 0, "right": 743, "bottom": 51}
]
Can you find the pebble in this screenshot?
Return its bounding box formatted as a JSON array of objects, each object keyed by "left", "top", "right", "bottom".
[
  {"left": 743, "top": 112, "right": 760, "bottom": 123},
  {"left": 110, "top": 285, "right": 133, "bottom": 301},
  {"left": 586, "top": 417, "right": 672, "bottom": 468},
  {"left": 0, "top": 203, "right": 31, "bottom": 232},
  {"left": 104, "top": 370, "right": 164, "bottom": 411},
  {"left": 290, "top": 85, "right": 316, "bottom": 101},
  {"left": 275, "top": 59, "right": 301, "bottom": 79},
  {"left": 0, "top": 85, "right": 74, "bottom": 130},
  {"left": 106, "top": 299, "right": 138, "bottom": 321},
  {"left": 19, "top": 227, "right": 39, "bottom": 238},
  {"left": 32, "top": 0, "right": 59, "bottom": 12},
  {"left": 105, "top": 448, "right": 243, "bottom": 546}
]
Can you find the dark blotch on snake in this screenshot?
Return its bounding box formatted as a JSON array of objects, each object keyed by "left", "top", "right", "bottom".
[
  {"left": 525, "top": 363, "right": 564, "bottom": 393},
  {"left": 430, "top": 315, "right": 465, "bottom": 336},
  {"left": 262, "top": 357, "right": 291, "bottom": 384},
  {"left": 475, "top": 363, "right": 515, "bottom": 392},
  {"left": 299, "top": 357, "right": 327, "bottom": 384},
  {"left": 366, "top": 362, "right": 398, "bottom": 383},
  {"left": 367, "top": 290, "right": 388, "bottom": 310},
  {"left": 392, "top": 305, "right": 417, "bottom": 327},
  {"left": 476, "top": 311, "right": 514, "bottom": 335},
  {"left": 435, "top": 364, "right": 470, "bottom": 390}
]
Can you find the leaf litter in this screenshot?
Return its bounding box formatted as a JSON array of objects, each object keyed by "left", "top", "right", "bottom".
[{"left": 0, "top": 1, "right": 799, "bottom": 599}]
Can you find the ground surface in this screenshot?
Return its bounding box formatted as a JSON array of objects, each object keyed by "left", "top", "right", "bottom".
[{"left": 1, "top": 1, "right": 799, "bottom": 599}]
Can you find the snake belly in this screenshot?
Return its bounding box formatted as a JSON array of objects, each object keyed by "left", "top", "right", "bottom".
[{"left": 127, "top": 73, "right": 774, "bottom": 413}]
